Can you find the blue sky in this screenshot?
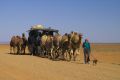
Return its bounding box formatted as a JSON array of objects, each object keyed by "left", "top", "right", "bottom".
[{"left": 0, "top": 0, "right": 120, "bottom": 43}]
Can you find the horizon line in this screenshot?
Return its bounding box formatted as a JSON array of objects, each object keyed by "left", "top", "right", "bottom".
[{"left": 0, "top": 42, "right": 120, "bottom": 45}]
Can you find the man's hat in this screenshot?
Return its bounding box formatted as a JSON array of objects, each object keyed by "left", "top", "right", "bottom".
[{"left": 85, "top": 38, "right": 88, "bottom": 41}]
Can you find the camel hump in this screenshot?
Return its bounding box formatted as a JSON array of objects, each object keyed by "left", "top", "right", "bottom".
[
  {"left": 41, "top": 35, "right": 47, "bottom": 41},
  {"left": 72, "top": 34, "right": 79, "bottom": 43},
  {"left": 61, "top": 35, "right": 68, "bottom": 42},
  {"left": 70, "top": 32, "right": 81, "bottom": 43},
  {"left": 54, "top": 34, "right": 62, "bottom": 41},
  {"left": 41, "top": 35, "right": 48, "bottom": 45}
]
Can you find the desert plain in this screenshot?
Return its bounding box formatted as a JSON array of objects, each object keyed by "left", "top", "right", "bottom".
[{"left": 0, "top": 43, "right": 120, "bottom": 80}]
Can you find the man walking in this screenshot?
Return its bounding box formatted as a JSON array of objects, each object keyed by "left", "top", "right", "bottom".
[{"left": 82, "top": 39, "right": 91, "bottom": 64}]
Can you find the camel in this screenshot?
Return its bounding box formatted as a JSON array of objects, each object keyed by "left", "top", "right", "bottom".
[
  {"left": 52, "top": 33, "right": 62, "bottom": 59},
  {"left": 10, "top": 36, "right": 23, "bottom": 54},
  {"left": 10, "top": 36, "right": 17, "bottom": 54},
  {"left": 21, "top": 34, "right": 27, "bottom": 54},
  {"left": 10, "top": 35, "right": 27, "bottom": 54},
  {"left": 69, "top": 32, "right": 82, "bottom": 61},
  {"left": 40, "top": 34, "right": 48, "bottom": 56},
  {"left": 60, "top": 33, "right": 72, "bottom": 61},
  {"left": 45, "top": 35, "right": 54, "bottom": 59}
]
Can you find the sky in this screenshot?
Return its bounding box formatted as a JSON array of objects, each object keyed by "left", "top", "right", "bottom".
[{"left": 0, "top": 0, "right": 120, "bottom": 43}]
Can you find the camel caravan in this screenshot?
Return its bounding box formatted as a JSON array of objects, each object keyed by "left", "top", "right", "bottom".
[{"left": 10, "top": 24, "right": 82, "bottom": 61}]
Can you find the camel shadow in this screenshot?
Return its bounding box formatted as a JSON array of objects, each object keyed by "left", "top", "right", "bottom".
[
  {"left": 70, "top": 61, "right": 84, "bottom": 64},
  {"left": 7, "top": 53, "right": 31, "bottom": 55}
]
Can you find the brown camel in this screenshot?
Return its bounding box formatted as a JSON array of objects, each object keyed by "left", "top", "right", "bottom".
[{"left": 10, "top": 36, "right": 24, "bottom": 54}]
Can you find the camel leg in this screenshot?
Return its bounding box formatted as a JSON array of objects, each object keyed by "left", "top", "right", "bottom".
[
  {"left": 17, "top": 46, "right": 20, "bottom": 54},
  {"left": 55, "top": 49, "right": 60, "bottom": 59},
  {"left": 13, "top": 47, "right": 16, "bottom": 54},
  {"left": 50, "top": 49, "right": 53, "bottom": 59},
  {"left": 73, "top": 49, "right": 77, "bottom": 61},
  {"left": 21, "top": 46, "right": 25, "bottom": 54},
  {"left": 10, "top": 46, "right": 12, "bottom": 54},
  {"left": 69, "top": 51, "right": 72, "bottom": 60},
  {"left": 62, "top": 50, "right": 65, "bottom": 60},
  {"left": 23, "top": 45, "right": 26, "bottom": 54},
  {"left": 68, "top": 49, "right": 72, "bottom": 61}
]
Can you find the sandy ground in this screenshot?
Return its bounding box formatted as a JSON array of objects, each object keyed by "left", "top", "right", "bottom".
[{"left": 0, "top": 44, "right": 120, "bottom": 80}]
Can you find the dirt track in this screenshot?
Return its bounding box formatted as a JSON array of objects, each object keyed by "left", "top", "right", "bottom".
[{"left": 0, "top": 44, "right": 120, "bottom": 80}]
